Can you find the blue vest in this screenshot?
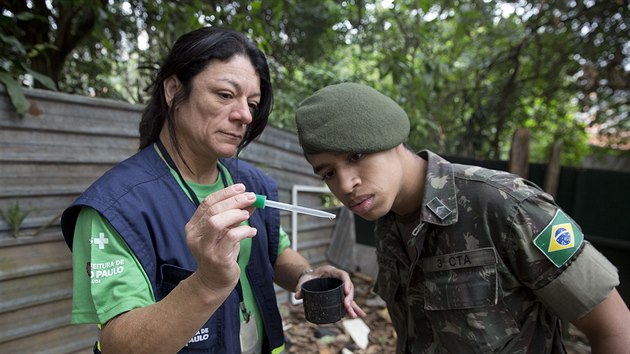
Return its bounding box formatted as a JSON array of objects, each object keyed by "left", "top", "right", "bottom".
[{"left": 61, "top": 146, "right": 284, "bottom": 353}]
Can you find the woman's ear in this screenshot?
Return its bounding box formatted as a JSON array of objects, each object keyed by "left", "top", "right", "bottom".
[{"left": 163, "top": 75, "right": 181, "bottom": 109}]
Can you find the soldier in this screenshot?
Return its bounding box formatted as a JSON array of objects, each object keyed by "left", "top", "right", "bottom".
[{"left": 295, "top": 82, "right": 630, "bottom": 353}]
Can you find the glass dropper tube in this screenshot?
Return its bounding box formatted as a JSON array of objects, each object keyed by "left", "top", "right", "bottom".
[{"left": 253, "top": 194, "right": 336, "bottom": 219}]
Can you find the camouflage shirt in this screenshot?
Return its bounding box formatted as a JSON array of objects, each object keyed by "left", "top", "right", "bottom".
[{"left": 373, "top": 150, "right": 619, "bottom": 354}]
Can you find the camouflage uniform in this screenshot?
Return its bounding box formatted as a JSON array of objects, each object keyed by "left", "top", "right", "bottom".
[{"left": 373, "top": 150, "right": 619, "bottom": 354}]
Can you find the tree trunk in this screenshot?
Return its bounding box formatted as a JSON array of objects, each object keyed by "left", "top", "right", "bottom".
[
  {"left": 508, "top": 128, "right": 530, "bottom": 178},
  {"left": 544, "top": 140, "right": 563, "bottom": 198}
]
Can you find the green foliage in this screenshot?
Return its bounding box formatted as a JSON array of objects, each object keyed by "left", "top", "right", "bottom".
[
  {"left": 0, "top": 9, "right": 57, "bottom": 117},
  {"left": 320, "top": 192, "right": 342, "bottom": 209},
  {"left": 1, "top": 0, "right": 627, "bottom": 165},
  {"left": 0, "top": 72, "right": 28, "bottom": 115},
  {"left": 523, "top": 97, "right": 590, "bottom": 165},
  {"left": 1, "top": 200, "right": 30, "bottom": 238},
  {"left": 331, "top": 0, "right": 628, "bottom": 164}
]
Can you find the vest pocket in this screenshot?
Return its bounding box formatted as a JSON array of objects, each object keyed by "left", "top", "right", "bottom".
[
  {"left": 160, "top": 263, "right": 193, "bottom": 295},
  {"left": 159, "top": 264, "right": 218, "bottom": 353},
  {"left": 422, "top": 248, "right": 519, "bottom": 352}
]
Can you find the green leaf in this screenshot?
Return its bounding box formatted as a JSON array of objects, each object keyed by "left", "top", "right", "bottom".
[
  {"left": 15, "top": 12, "right": 36, "bottom": 21},
  {"left": 0, "top": 200, "right": 30, "bottom": 238},
  {"left": 250, "top": 0, "right": 262, "bottom": 12},
  {"left": 0, "top": 72, "right": 29, "bottom": 118},
  {"left": 0, "top": 33, "right": 27, "bottom": 55},
  {"left": 419, "top": 0, "right": 431, "bottom": 13},
  {"left": 25, "top": 67, "right": 57, "bottom": 90}
]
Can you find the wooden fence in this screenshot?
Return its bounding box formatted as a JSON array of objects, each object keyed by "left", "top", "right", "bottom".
[{"left": 0, "top": 87, "right": 337, "bottom": 353}]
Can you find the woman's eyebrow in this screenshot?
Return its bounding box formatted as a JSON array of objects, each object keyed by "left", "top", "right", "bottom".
[{"left": 216, "top": 77, "right": 261, "bottom": 98}]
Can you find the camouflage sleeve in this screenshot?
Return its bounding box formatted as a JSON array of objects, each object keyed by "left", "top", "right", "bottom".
[
  {"left": 534, "top": 243, "right": 618, "bottom": 321},
  {"left": 506, "top": 193, "right": 619, "bottom": 320},
  {"left": 504, "top": 192, "right": 568, "bottom": 289}
]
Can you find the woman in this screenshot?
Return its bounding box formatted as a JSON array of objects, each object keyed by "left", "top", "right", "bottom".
[{"left": 61, "top": 27, "right": 364, "bottom": 354}]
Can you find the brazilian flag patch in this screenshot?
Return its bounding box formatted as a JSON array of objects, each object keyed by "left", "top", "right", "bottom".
[{"left": 533, "top": 209, "right": 584, "bottom": 267}]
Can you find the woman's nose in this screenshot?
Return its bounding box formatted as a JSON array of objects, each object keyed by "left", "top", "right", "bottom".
[{"left": 231, "top": 100, "right": 253, "bottom": 124}]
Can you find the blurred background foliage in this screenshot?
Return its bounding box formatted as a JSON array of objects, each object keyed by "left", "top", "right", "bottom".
[{"left": 1, "top": 0, "right": 628, "bottom": 165}]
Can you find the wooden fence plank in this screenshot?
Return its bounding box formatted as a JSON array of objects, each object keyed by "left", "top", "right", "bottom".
[
  {"left": 0, "top": 324, "right": 97, "bottom": 354},
  {"left": 0, "top": 298, "right": 73, "bottom": 343},
  {"left": 0, "top": 240, "right": 71, "bottom": 281},
  {"left": 0, "top": 269, "right": 72, "bottom": 313}
]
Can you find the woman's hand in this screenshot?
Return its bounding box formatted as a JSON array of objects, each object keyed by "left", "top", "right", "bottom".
[
  {"left": 185, "top": 183, "right": 257, "bottom": 296},
  {"left": 294, "top": 265, "right": 367, "bottom": 319}
]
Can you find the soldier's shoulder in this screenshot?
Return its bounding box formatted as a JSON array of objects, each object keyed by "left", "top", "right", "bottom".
[{"left": 452, "top": 164, "right": 546, "bottom": 202}]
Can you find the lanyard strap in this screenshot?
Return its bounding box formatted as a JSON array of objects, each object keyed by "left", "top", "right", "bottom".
[
  {"left": 155, "top": 138, "right": 228, "bottom": 207},
  {"left": 155, "top": 139, "right": 248, "bottom": 316}
]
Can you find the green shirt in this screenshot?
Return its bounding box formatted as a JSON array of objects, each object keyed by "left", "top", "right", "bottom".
[{"left": 71, "top": 159, "right": 290, "bottom": 348}]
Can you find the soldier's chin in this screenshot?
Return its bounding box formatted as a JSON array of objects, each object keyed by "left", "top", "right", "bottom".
[{"left": 352, "top": 208, "right": 382, "bottom": 221}]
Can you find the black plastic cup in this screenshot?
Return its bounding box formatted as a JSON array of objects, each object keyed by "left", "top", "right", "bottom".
[{"left": 301, "top": 277, "right": 345, "bottom": 324}]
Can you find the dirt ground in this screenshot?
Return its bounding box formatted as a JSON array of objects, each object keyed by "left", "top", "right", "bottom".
[{"left": 279, "top": 272, "right": 592, "bottom": 354}]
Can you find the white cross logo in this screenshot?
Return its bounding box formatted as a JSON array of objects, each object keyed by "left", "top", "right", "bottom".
[{"left": 93, "top": 233, "right": 109, "bottom": 250}]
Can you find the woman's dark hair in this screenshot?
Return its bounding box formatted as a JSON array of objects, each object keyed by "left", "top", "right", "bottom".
[{"left": 138, "top": 26, "right": 273, "bottom": 159}]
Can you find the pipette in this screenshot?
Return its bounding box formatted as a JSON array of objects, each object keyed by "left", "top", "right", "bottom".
[{"left": 253, "top": 194, "right": 336, "bottom": 219}]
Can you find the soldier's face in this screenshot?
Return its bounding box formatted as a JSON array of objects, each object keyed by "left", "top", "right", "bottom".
[{"left": 308, "top": 146, "right": 404, "bottom": 220}]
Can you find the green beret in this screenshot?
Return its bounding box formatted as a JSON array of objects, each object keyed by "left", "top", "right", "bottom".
[{"left": 295, "top": 82, "right": 409, "bottom": 154}]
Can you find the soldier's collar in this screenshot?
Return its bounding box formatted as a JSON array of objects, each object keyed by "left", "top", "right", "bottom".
[{"left": 418, "top": 150, "right": 458, "bottom": 226}]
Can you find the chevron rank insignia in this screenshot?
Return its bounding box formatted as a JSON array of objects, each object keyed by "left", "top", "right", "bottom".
[
  {"left": 533, "top": 209, "right": 584, "bottom": 267},
  {"left": 427, "top": 197, "right": 452, "bottom": 220}
]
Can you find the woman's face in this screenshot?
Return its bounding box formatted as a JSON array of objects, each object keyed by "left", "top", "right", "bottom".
[
  {"left": 165, "top": 55, "right": 261, "bottom": 160},
  {"left": 307, "top": 147, "right": 405, "bottom": 221}
]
